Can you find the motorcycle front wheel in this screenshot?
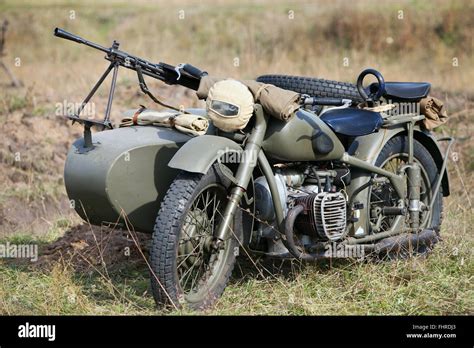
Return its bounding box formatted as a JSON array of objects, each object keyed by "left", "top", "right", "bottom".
[{"left": 150, "top": 164, "right": 240, "bottom": 310}]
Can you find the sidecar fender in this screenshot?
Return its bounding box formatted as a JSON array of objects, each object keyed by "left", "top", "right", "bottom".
[{"left": 168, "top": 135, "right": 243, "bottom": 174}]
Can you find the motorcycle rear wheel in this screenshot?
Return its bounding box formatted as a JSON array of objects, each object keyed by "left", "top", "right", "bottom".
[{"left": 369, "top": 136, "right": 443, "bottom": 258}]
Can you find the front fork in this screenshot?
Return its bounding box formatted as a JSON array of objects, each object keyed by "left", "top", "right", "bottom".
[{"left": 214, "top": 105, "right": 269, "bottom": 245}]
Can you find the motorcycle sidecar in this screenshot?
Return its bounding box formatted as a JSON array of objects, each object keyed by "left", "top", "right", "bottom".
[{"left": 64, "top": 125, "right": 193, "bottom": 233}]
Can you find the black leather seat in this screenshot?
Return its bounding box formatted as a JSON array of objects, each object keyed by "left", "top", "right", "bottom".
[
  {"left": 369, "top": 82, "right": 431, "bottom": 102},
  {"left": 320, "top": 108, "right": 383, "bottom": 137}
]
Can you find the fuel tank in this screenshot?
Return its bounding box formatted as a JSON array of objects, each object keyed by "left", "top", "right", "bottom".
[
  {"left": 262, "top": 109, "right": 345, "bottom": 161},
  {"left": 64, "top": 126, "right": 191, "bottom": 233}
]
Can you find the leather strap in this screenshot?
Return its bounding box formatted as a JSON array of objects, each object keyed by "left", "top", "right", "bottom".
[{"left": 132, "top": 105, "right": 146, "bottom": 125}]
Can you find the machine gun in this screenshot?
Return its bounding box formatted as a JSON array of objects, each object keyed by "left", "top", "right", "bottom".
[{"left": 53, "top": 28, "right": 208, "bottom": 143}]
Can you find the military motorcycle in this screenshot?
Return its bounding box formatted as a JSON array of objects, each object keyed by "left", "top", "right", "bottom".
[{"left": 54, "top": 29, "right": 452, "bottom": 310}]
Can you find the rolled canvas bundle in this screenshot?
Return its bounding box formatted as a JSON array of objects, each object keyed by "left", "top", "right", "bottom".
[{"left": 120, "top": 108, "right": 209, "bottom": 136}]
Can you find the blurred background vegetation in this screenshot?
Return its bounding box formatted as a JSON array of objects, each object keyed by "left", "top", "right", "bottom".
[{"left": 1, "top": 0, "right": 473, "bottom": 90}]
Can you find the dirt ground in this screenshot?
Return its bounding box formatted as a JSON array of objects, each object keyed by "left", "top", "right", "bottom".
[{"left": 35, "top": 224, "right": 151, "bottom": 271}]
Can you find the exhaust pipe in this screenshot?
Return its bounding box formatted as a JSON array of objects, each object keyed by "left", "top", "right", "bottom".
[
  {"left": 283, "top": 204, "right": 326, "bottom": 260},
  {"left": 374, "top": 229, "right": 439, "bottom": 255}
]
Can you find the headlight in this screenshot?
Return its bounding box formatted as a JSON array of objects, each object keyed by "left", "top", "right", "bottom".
[
  {"left": 209, "top": 100, "right": 240, "bottom": 117},
  {"left": 206, "top": 79, "right": 254, "bottom": 132}
]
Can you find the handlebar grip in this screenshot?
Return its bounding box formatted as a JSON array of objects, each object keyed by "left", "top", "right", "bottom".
[
  {"left": 305, "top": 97, "right": 350, "bottom": 106},
  {"left": 183, "top": 64, "right": 208, "bottom": 78},
  {"left": 314, "top": 97, "right": 346, "bottom": 106},
  {"left": 54, "top": 28, "right": 85, "bottom": 44}
]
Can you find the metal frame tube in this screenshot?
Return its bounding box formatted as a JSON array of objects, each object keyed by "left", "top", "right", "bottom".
[
  {"left": 407, "top": 163, "right": 421, "bottom": 229},
  {"left": 257, "top": 151, "right": 285, "bottom": 228},
  {"left": 75, "top": 62, "right": 115, "bottom": 117},
  {"left": 341, "top": 153, "right": 406, "bottom": 199},
  {"left": 346, "top": 227, "right": 412, "bottom": 244},
  {"left": 407, "top": 121, "right": 415, "bottom": 163},
  {"left": 103, "top": 62, "right": 119, "bottom": 126}
]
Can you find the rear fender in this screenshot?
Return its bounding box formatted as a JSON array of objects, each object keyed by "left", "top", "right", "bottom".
[
  {"left": 413, "top": 130, "right": 450, "bottom": 196},
  {"left": 347, "top": 127, "right": 449, "bottom": 197},
  {"left": 346, "top": 127, "right": 449, "bottom": 238},
  {"left": 168, "top": 135, "right": 243, "bottom": 174}
]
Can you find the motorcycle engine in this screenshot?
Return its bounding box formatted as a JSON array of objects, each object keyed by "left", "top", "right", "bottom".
[
  {"left": 254, "top": 167, "right": 349, "bottom": 244},
  {"left": 293, "top": 191, "right": 347, "bottom": 241}
]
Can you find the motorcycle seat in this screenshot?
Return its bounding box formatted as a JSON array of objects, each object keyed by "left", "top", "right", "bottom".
[
  {"left": 320, "top": 108, "right": 383, "bottom": 137},
  {"left": 370, "top": 81, "right": 431, "bottom": 102}
]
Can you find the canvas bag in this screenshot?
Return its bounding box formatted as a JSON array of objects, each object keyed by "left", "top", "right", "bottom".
[{"left": 419, "top": 96, "right": 448, "bottom": 130}]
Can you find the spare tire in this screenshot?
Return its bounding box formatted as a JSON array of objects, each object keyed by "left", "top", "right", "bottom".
[{"left": 256, "top": 74, "right": 364, "bottom": 103}]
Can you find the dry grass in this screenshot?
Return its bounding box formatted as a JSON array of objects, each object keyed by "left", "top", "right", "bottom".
[
  {"left": 0, "top": 0, "right": 472, "bottom": 315},
  {"left": 0, "top": 194, "right": 471, "bottom": 315},
  {"left": 2, "top": 0, "right": 473, "bottom": 94}
]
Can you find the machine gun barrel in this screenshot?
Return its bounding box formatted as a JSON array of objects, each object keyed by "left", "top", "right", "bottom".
[
  {"left": 53, "top": 28, "right": 201, "bottom": 90},
  {"left": 54, "top": 28, "right": 110, "bottom": 54}
]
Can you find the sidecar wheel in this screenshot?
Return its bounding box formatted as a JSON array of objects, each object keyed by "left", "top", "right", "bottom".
[{"left": 150, "top": 165, "right": 240, "bottom": 310}]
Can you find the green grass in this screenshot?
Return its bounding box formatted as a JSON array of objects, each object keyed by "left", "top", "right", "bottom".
[
  {"left": 0, "top": 205, "right": 471, "bottom": 315},
  {"left": 0, "top": 180, "right": 63, "bottom": 201}
]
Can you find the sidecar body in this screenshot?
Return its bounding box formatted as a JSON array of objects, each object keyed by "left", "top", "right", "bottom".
[{"left": 65, "top": 119, "right": 197, "bottom": 233}]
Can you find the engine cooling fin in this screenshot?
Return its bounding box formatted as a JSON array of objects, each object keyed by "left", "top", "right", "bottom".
[{"left": 294, "top": 192, "right": 347, "bottom": 241}]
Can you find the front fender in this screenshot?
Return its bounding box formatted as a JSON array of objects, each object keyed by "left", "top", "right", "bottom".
[{"left": 168, "top": 135, "right": 242, "bottom": 174}]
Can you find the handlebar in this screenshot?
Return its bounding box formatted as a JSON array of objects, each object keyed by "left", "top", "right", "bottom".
[{"left": 303, "top": 96, "right": 352, "bottom": 106}]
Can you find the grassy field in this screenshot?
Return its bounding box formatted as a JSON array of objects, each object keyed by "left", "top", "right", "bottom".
[{"left": 0, "top": 0, "right": 472, "bottom": 315}]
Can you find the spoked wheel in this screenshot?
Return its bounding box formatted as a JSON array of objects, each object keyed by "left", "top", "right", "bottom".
[
  {"left": 369, "top": 136, "right": 443, "bottom": 258},
  {"left": 370, "top": 155, "right": 431, "bottom": 234},
  {"left": 150, "top": 164, "right": 240, "bottom": 310},
  {"left": 177, "top": 186, "right": 228, "bottom": 299}
]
